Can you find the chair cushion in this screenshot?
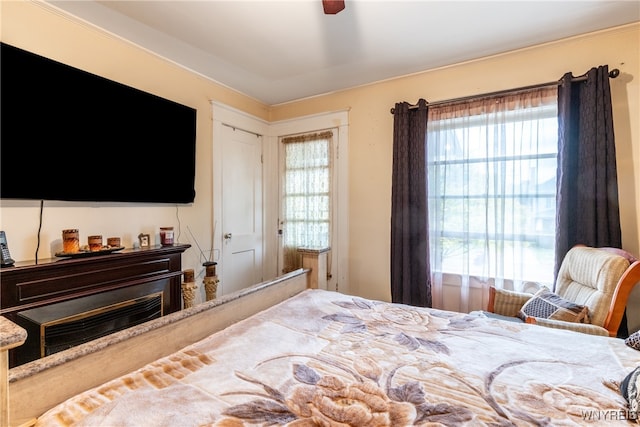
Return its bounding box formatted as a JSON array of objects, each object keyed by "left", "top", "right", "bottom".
[
  {"left": 555, "top": 246, "right": 630, "bottom": 326},
  {"left": 518, "top": 287, "right": 590, "bottom": 323},
  {"left": 626, "top": 331, "right": 640, "bottom": 351}
]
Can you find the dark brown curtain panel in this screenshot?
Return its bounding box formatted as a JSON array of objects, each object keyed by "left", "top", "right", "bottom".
[
  {"left": 555, "top": 65, "right": 622, "bottom": 277},
  {"left": 390, "top": 99, "right": 431, "bottom": 307}
]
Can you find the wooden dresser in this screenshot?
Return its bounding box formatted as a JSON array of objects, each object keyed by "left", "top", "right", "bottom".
[{"left": 0, "top": 244, "right": 190, "bottom": 367}]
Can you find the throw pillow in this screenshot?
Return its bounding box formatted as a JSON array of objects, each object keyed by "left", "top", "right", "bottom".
[
  {"left": 627, "top": 331, "right": 640, "bottom": 351},
  {"left": 620, "top": 366, "right": 640, "bottom": 423},
  {"left": 600, "top": 247, "right": 639, "bottom": 264},
  {"left": 518, "top": 287, "right": 590, "bottom": 323},
  {"left": 489, "top": 286, "right": 534, "bottom": 317}
]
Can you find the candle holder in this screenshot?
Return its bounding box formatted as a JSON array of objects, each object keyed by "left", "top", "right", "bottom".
[
  {"left": 203, "top": 261, "right": 219, "bottom": 301},
  {"left": 181, "top": 269, "right": 198, "bottom": 308},
  {"left": 62, "top": 229, "right": 80, "bottom": 253},
  {"left": 160, "top": 227, "right": 174, "bottom": 246}
]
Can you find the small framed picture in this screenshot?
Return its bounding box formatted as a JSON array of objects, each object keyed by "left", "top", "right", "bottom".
[{"left": 138, "top": 233, "right": 150, "bottom": 248}]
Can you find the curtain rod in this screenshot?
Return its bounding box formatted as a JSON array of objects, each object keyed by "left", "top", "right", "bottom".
[{"left": 389, "top": 68, "right": 620, "bottom": 114}]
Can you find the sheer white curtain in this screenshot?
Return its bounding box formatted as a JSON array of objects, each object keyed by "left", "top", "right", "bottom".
[
  {"left": 427, "top": 87, "right": 558, "bottom": 312},
  {"left": 281, "top": 131, "right": 332, "bottom": 273}
]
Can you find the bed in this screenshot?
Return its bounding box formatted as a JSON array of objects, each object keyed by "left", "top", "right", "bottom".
[{"left": 3, "top": 269, "right": 640, "bottom": 426}]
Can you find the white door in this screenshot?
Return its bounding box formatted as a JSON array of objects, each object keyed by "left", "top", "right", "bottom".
[{"left": 220, "top": 124, "right": 263, "bottom": 294}]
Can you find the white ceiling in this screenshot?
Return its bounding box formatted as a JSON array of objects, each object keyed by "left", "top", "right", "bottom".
[{"left": 48, "top": 0, "right": 639, "bottom": 105}]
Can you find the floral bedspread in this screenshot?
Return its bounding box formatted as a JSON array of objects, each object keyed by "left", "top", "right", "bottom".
[{"left": 35, "top": 289, "right": 640, "bottom": 426}]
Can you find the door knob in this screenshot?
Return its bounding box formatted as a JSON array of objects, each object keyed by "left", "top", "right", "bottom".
[{"left": 224, "top": 233, "right": 232, "bottom": 240}]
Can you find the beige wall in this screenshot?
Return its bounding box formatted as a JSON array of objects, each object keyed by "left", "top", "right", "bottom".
[
  {"left": 0, "top": 0, "right": 268, "bottom": 288},
  {"left": 271, "top": 23, "right": 640, "bottom": 305},
  {"left": 1, "top": 2, "right": 638, "bottom": 322}
]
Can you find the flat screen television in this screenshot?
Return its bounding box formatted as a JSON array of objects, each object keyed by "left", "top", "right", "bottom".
[{"left": 1, "top": 42, "right": 197, "bottom": 204}]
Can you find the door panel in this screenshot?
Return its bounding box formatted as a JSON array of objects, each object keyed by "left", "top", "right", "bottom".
[{"left": 221, "top": 125, "right": 263, "bottom": 294}]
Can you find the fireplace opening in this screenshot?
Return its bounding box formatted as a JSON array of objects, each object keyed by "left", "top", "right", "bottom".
[
  {"left": 18, "top": 290, "right": 163, "bottom": 360},
  {"left": 43, "top": 293, "right": 162, "bottom": 356}
]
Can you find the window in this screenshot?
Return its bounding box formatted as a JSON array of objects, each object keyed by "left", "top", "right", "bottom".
[
  {"left": 281, "top": 131, "right": 333, "bottom": 273},
  {"left": 427, "top": 87, "right": 558, "bottom": 292}
]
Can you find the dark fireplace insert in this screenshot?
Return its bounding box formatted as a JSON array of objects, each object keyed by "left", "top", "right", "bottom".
[{"left": 15, "top": 284, "right": 165, "bottom": 365}]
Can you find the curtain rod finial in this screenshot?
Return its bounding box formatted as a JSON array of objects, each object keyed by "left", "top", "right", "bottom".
[{"left": 609, "top": 68, "right": 620, "bottom": 78}]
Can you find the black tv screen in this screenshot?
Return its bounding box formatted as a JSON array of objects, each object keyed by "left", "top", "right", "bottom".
[{"left": 1, "top": 42, "right": 197, "bottom": 204}]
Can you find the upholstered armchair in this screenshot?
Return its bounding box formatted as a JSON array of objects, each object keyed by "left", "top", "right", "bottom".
[{"left": 485, "top": 245, "right": 640, "bottom": 337}]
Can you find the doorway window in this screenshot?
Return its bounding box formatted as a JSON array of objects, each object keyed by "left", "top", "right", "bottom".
[{"left": 281, "top": 131, "right": 333, "bottom": 273}]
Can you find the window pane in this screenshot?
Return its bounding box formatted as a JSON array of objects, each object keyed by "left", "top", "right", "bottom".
[
  {"left": 281, "top": 134, "right": 332, "bottom": 272},
  {"left": 427, "top": 88, "right": 558, "bottom": 288}
]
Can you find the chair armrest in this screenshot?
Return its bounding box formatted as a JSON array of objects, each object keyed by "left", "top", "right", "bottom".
[
  {"left": 488, "top": 287, "right": 533, "bottom": 317},
  {"left": 603, "top": 260, "right": 640, "bottom": 337},
  {"left": 525, "top": 317, "right": 610, "bottom": 336}
]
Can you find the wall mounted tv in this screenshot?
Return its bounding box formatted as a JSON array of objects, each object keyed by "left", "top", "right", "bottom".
[{"left": 1, "top": 42, "right": 197, "bottom": 204}]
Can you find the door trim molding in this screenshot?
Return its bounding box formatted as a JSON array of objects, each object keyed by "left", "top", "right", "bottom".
[
  {"left": 212, "top": 102, "right": 270, "bottom": 289},
  {"left": 270, "top": 109, "right": 349, "bottom": 294},
  {"left": 212, "top": 103, "right": 349, "bottom": 294}
]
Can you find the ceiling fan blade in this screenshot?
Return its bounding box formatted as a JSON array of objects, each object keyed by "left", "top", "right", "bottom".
[{"left": 323, "top": 0, "right": 345, "bottom": 14}]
